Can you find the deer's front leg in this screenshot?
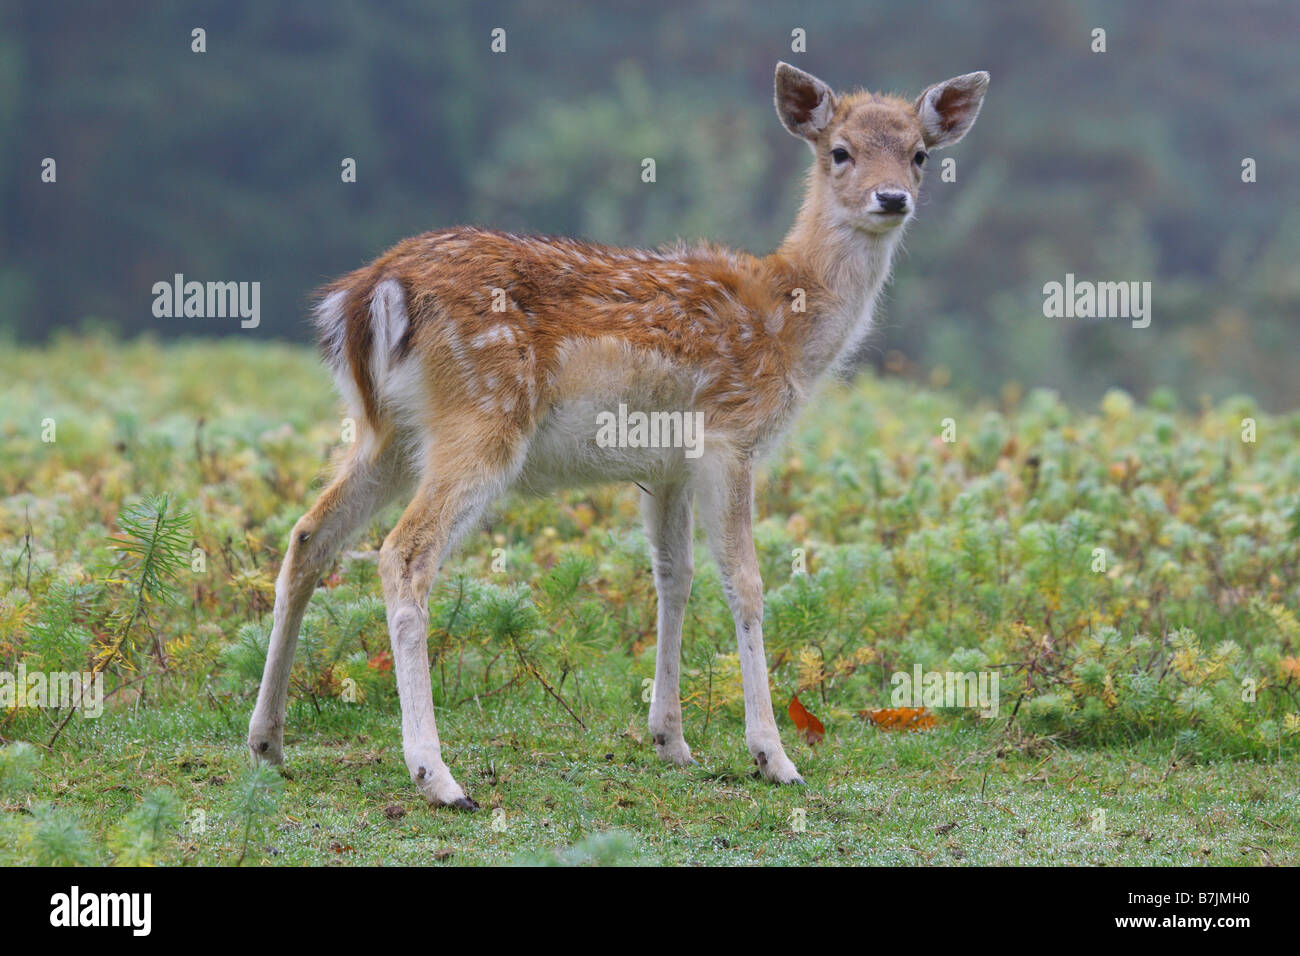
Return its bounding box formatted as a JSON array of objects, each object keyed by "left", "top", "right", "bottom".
[
  {"left": 700, "top": 458, "right": 803, "bottom": 785},
  {"left": 642, "top": 481, "right": 695, "bottom": 766}
]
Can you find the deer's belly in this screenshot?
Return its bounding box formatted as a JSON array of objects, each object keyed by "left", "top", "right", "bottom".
[{"left": 515, "top": 398, "right": 704, "bottom": 494}]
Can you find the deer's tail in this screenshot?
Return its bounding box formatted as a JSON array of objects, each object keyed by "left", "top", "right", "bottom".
[{"left": 313, "top": 270, "right": 411, "bottom": 432}]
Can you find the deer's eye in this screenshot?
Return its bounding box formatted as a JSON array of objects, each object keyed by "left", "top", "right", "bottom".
[
  {"left": 913, "top": 150, "right": 929, "bottom": 167},
  {"left": 831, "top": 147, "right": 850, "bottom": 164}
]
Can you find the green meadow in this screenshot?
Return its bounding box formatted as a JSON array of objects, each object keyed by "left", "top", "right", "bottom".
[{"left": 2, "top": 335, "right": 1297, "bottom": 865}]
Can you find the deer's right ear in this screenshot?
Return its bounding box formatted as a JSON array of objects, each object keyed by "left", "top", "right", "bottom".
[{"left": 774, "top": 62, "right": 836, "bottom": 142}]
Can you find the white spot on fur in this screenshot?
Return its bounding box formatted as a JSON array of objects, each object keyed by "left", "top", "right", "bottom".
[{"left": 472, "top": 325, "right": 516, "bottom": 349}]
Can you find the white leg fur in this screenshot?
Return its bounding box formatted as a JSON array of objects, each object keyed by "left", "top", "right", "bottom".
[
  {"left": 248, "top": 447, "right": 408, "bottom": 763},
  {"left": 378, "top": 468, "right": 514, "bottom": 809},
  {"left": 385, "top": 593, "right": 473, "bottom": 809},
  {"left": 643, "top": 482, "right": 695, "bottom": 766},
  {"left": 697, "top": 457, "right": 803, "bottom": 784}
]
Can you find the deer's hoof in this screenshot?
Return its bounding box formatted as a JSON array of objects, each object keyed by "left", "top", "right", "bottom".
[
  {"left": 247, "top": 722, "right": 284, "bottom": 766},
  {"left": 652, "top": 734, "right": 695, "bottom": 767},
  {"left": 411, "top": 758, "right": 473, "bottom": 809},
  {"left": 753, "top": 747, "right": 803, "bottom": 785}
]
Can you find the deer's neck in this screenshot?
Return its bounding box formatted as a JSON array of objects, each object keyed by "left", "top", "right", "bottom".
[{"left": 768, "top": 181, "right": 904, "bottom": 382}]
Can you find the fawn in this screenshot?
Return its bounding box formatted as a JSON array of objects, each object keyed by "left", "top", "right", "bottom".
[{"left": 247, "top": 63, "right": 989, "bottom": 807}]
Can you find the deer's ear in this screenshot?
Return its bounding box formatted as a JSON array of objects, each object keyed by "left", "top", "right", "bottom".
[
  {"left": 915, "top": 71, "right": 989, "bottom": 148},
  {"left": 774, "top": 62, "right": 836, "bottom": 141}
]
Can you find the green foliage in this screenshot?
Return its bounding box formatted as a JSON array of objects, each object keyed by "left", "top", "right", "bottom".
[
  {"left": 99, "top": 492, "right": 193, "bottom": 670},
  {"left": 218, "top": 621, "right": 271, "bottom": 696},
  {"left": 0, "top": 740, "right": 39, "bottom": 799},
  {"left": 22, "top": 578, "right": 100, "bottom": 673},
  {"left": 27, "top": 803, "right": 98, "bottom": 867},
  {"left": 1, "top": 491, "right": 193, "bottom": 745},
  {"left": 0, "top": 742, "right": 183, "bottom": 866},
  {"left": 107, "top": 788, "right": 184, "bottom": 867},
  {"left": 234, "top": 765, "right": 285, "bottom": 866},
  {"left": 2, "top": 340, "right": 1298, "bottom": 760},
  {"left": 519, "top": 829, "right": 648, "bottom": 867}
]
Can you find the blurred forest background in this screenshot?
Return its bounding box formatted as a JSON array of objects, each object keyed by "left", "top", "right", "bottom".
[{"left": 1, "top": 0, "right": 1296, "bottom": 408}]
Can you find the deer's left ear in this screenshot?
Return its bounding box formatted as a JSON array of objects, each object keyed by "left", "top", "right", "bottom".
[{"left": 915, "top": 71, "right": 989, "bottom": 149}]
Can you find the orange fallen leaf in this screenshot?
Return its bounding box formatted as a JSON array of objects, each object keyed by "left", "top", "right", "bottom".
[
  {"left": 859, "top": 707, "right": 937, "bottom": 731},
  {"left": 368, "top": 650, "right": 393, "bottom": 672},
  {"left": 1280, "top": 656, "right": 1300, "bottom": 681},
  {"left": 788, "top": 694, "right": 825, "bottom": 744}
]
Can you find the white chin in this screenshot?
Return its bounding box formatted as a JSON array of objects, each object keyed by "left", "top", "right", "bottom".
[{"left": 856, "top": 214, "right": 908, "bottom": 234}]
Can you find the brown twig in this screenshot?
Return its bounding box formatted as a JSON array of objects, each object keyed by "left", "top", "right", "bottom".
[{"left": 516, "top": 650, "right": 586, "bottom": 730}]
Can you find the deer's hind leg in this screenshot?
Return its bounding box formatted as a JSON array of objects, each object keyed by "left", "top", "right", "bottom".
[
  {"left": 248, "top": 441, "right": 409, "bottom": 764},
  {"left": 379, "top": 427, "right": 523, "bottom": 808},
  {"left": 643, "top": 481, "right": 696, "bottom": 766}
]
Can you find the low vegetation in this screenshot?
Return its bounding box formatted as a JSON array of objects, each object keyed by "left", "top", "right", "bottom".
[{"left": 1, "top": 334, "right": 1297, "bottom": 864}]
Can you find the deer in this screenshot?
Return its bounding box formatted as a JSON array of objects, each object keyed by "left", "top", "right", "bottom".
[{"left": 247, "top": 63, "right": 989, "bottom": 808}]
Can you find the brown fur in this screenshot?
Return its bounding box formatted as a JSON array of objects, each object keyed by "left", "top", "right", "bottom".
[{"left": 323, "top": 228, "right": 821, "bottom": 450}]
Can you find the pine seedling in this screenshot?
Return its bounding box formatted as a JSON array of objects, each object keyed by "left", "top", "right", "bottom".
[
  {"left": 29, "top": 803, "right": 97, "bottom": 866},
  {"left": 108, "top": 787, "right": 184, "bottom": 866},
  {"left": 48, "top": 493, "right": 191, "bottom": 747},
  {"left": 234, "top": 764, "right": 284, "bottom": 866}
]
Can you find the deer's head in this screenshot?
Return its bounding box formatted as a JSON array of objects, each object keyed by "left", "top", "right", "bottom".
[{"left": 775, "top": 63, "right": 988, "bottom": 236}]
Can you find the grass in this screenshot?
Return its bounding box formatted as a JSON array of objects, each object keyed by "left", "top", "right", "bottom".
[
  {"left": 13, "top": 694, "right": 1298, "bottom": 866},
  {"left": 1, "top": 332, "right": 1298, "bottom": 865}
]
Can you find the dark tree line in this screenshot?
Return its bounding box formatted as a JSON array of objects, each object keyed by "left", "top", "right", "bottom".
[{"left": 2, "top": 0, "right": 1297, "bottom": 407}]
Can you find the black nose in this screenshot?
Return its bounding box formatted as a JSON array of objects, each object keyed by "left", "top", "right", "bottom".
[{"left": 876, "top": 191, "right": 909, "bottom": 213}]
